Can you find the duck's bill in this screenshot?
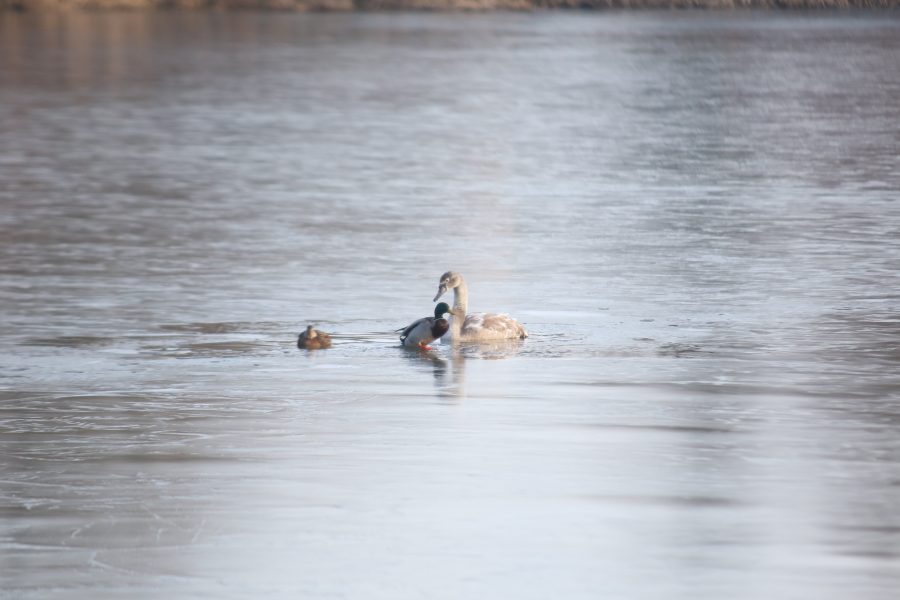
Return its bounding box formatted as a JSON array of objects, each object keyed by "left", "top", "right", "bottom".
[{"left": 433, "top": 284, "right": 447, "bottom": 302}]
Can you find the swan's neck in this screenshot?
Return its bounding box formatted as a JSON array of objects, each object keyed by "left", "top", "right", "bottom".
[
  {"left": 449, "top": 281, "right": 468, "bottom": 340},
  {"left": 452, "top": 280, "right": 468, "bottom": 316}
]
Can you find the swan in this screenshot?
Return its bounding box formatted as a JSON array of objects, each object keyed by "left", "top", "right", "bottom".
[
  {"left": 297, "top": 325, "right": 332, "bottom": 349},
  {"left": 399, "top": 302, "right": 451, "bottom": 351},
  {"left": 432, "top": 271, "right": 527, "bottom": 342}
]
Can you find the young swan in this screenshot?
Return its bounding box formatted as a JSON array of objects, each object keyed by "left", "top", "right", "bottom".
[
  {"left": 297, "top": 325, "right": 332, "bottom": 350},
  {"left": 400, "top": 302, "right": 451, "bottom": 351},
  {"left": 433, "top": 271, "right": 527, "bottom": 342}
]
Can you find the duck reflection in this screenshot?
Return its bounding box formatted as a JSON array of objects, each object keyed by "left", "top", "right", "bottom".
[{"left": 401, "top": 339, "right": 525, "bottom": 400}]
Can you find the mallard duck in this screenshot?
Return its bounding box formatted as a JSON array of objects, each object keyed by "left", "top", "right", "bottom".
[
  {"left": 433, "top": 271, "right": 527, "bottom": 342},
  {"left": 297, "top": 325, "right": 332, "bottom": 349},
  {"left": 399, "top": 302, "right": 451, "bottom": 351}
]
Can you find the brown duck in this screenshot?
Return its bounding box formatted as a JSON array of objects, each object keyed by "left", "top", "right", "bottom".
[{"left": 297, "top": 325, "right": 332, "bottom": 350}]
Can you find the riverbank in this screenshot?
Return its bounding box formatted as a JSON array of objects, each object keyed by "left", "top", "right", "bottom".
[{"left": 4, "top": 0, "right": 899, "bottom": 11}]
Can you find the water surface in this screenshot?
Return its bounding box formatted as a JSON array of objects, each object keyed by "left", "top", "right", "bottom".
[{"left": 1, "top": 11, "right": 900, "bottom": 599}]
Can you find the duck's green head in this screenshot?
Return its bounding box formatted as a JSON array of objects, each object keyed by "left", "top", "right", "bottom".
[{"left": 434, "top": 302, "right": 451, "bottom": 318}]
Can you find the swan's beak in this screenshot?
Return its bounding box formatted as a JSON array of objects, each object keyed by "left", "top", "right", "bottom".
[{"left": 433, "top": 284, "right": 447, "bottom": 302}]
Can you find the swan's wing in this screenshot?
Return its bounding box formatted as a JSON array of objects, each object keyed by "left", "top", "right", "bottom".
[
  {"left": 463, "top": 312, "right": 527, "bottom": 339},
  {"left": 479, "top": 313, "right": 526, "bottom": 337},
  {"left": 399, "top": 317, "right": 431, "bottom": 343},
  {"left": 461, "top": 313, "right": 485, "bottom": 333}
]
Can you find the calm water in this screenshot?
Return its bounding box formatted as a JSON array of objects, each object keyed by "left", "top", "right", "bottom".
[{"left": 2, "top": 10, "right": 900, "bottom": 599}]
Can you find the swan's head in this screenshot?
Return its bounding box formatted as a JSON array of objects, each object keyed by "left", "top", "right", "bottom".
[
  {"left": 433, "top": 271, "right": 462, "bottom": 302},
  {"left": 433, "top": 302, "right": 451, "bottom": 319}
]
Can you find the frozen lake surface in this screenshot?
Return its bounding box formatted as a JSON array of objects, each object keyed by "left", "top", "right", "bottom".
[{"left": 1, "top": 11, "right": 900, "bottom": 599}]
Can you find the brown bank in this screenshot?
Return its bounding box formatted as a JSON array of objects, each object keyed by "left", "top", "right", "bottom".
[{"left": 4, "top": 0, "right": 899, "bottom": 10}]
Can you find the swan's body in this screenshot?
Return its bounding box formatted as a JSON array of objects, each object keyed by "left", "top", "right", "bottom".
[
  {"left": 433, "top": 271, "right": 527, "bottom": 342},
  {"left": 400, "top": 303, "right": 450, "bottom": 351},
  {"left": 297, "top": 325, "right": 332, "bottom": 349}
]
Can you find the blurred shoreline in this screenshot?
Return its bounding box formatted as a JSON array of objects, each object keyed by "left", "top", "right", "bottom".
[{"left": 4, "top": 0, "right": 899, "bottom": 12}]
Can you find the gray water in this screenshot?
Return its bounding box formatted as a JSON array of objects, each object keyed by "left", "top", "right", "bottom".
[{"left": 2, "top": 10, "right": 900, "bottom": 599}]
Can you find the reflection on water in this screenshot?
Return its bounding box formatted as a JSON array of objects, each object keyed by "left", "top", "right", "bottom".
[
  {"left": 401, "top": 338, "right": 526, "bottom": 400},
  {"left": 2, "top": 10, "right": 900, "bottom": 600}
]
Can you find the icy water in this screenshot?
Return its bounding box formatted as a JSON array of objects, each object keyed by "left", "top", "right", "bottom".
[{"left": 2, "top": 10, "right": 900, "bottom": 599}]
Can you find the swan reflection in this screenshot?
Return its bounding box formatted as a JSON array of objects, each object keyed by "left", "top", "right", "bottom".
[
  {"left": 453, "top": 340, "right": 526, "bottom": 361},
  {"left": 402, "top": 339, "right": 525, "bottom": 400}
]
